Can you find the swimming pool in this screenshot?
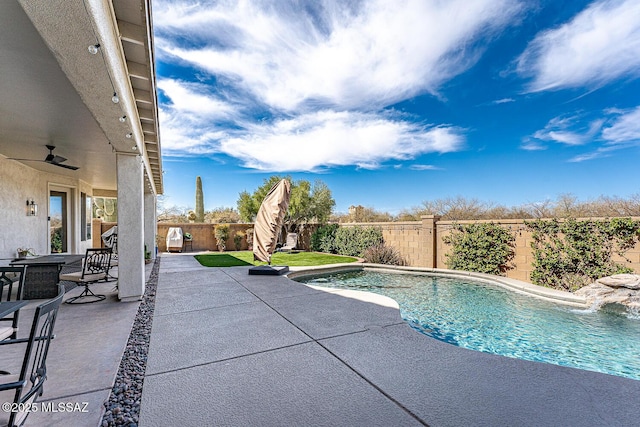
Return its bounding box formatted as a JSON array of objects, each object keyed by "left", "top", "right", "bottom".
[{"left": 297, "top": 269, "right": 640, "bottom": 380}]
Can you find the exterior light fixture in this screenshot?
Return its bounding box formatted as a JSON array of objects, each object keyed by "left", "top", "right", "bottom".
[
  {"left": 119, "top": 115, "right": 127, "bottom": 123},
  {"left": 132, "top": 146, "right": 137, "bottom": 151},
  {"left": 26, "top": 199, "right": 38, "bottom": 216},
  {"left": 112, "top": 92, "right": 120, "bottom": 104},
  {"left": 126, "top": 133, "right": 133, "bottom": 139},
  {"left": 88, "top": 44, "right": 100, "bottom": 54}
]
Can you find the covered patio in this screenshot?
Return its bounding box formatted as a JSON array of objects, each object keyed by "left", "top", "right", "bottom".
[{"left": 0, "top": 0, "right": 162, "bottom": 301}]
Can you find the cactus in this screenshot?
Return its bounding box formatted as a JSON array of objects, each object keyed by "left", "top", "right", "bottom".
[{"left": 195, "top": 176, "right": 204, "bottom": 223}]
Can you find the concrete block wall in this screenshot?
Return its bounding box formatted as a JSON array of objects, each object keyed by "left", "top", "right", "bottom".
[
  {"left": 343, "top": 221, "right": 428, "bottom": 266},
  {"left": 155, "top": 223, "right": 256, "bottom": 252},
  {"left": 95, "top": 215, "right": 640, "bottom": 283},
  {"left": 351, "top": 216, "right": 640, "bottom": 282}
]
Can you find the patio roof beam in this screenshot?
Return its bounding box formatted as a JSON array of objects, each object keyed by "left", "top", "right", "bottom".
[
  {"left": 127, "top": 60, "right": 149, "bottom": 81},
  {"left": 134, "top": 88, "right": 153, "bottom": 105},
  {"left": 117, "top": 20, "right": 145, "bottom": 46}
]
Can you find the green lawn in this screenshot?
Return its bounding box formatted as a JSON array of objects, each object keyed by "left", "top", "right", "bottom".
[{"left": 194, "top": 251, "right": 359, "bottom": 267}]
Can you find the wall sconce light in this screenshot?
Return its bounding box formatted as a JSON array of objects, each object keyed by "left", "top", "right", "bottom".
[
  {"left": 112, "top": 92, "right": 120, "bottom": 104},
  {"left": 26, "top": 199, "right": 38, "bottom": 216},
  {"left": 88, "top": 43, "right": 100, "bottom": 54}
]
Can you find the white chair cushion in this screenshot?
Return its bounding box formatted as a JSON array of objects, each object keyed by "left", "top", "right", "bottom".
[
  {"left": 59, "top": 272, "right": 106, "bottom": 282},
  {"left": 0, "top": 325, "right": 16, "bottom": 341}
]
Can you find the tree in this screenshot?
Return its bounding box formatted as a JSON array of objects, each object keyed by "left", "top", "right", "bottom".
[
  {"left": 237, "top": 176, "right": 336, "bottom": 234},
  {"left": 205, "top": 207, "right": 240, "bottom": 224}
]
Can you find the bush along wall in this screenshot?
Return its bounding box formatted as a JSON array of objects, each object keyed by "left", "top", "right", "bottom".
[
  {"left": 310, "top": 223, "right": 340, "bottom": 253},
  {"left": 526, "top": 217, "right": 640, "bottom": 291},
  {"left": 334, "top": 226, "right": 384, "bottom": 257},
  {"left": 442, "top": 222, "right": 515, "bottom": 276}
]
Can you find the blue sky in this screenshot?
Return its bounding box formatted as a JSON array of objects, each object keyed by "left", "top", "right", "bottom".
[{"left": 152, "top": 0, "right": 640, "bottom": 214}]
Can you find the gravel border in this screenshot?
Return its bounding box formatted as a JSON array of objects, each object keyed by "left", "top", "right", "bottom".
[{"left": 101, "top": 258, "right": 160, "bottom": 427}]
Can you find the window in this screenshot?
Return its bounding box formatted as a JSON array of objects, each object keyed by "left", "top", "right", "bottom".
[{"left": 81, "top": 193, "right": 92, "bottom": 241}]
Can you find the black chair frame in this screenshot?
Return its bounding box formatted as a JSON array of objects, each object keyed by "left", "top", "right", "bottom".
[
  {"left": 64, "top": 248, "right": 112, "bottom": 304},
  {"left": 0, "top": 266, "right": 27, "bottom": 341},
  {"left": 0, "top": 284, "right": 64, "bottom": 427}
]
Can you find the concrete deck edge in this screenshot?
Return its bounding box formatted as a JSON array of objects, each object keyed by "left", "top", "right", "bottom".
[{"left": 287, "top": 263, "right": 589, "bottom": 308}]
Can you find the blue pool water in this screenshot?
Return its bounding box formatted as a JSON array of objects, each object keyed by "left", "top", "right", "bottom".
[{"left": 299, "top": 270, "right": 640, "bottom": 380}]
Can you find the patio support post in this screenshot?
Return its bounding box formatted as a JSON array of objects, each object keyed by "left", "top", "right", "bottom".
[
  {"left": 144, "top": 192, "right": 157, "bottom": 260},
  {"left": 117, "top": 152, "right": 145, "bottom": 301}
]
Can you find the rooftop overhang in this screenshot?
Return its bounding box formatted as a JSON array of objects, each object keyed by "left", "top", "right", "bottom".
[{"left": 0, "top": 0, "right": 162, "bottom": 194}]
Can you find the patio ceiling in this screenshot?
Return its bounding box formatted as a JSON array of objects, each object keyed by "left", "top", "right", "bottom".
[{"left": 0, "top": 0, "right": 162, "bottom": 194}]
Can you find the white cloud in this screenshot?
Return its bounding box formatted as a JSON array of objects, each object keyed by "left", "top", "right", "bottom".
[
  {"left": 492, "top": 98, "right": 516, "bottom": 105},
  {"left": 517, "top": 0, "right": 640, "bottom": 92},
  {"left": 409, "top": 164, "right": 441, "bottom": 171},
  {"left": 601, "top": 106, "right": 640, "bottom": 143},
  {"left": 520, "top": 139, "right": 547, "bottom": 151},
  {"left": 532, "top": 115, "right": 603, "bottom": 146},
  {"left": 217, "top": 111, "right": 464, "bottom": 171},
  {"left": 529, "top": 106, "right": 640, "bottom": 162},
  {"left": 158, "top": 79, "right": 236, "bottom": 119},
  {"left": 155, "top": 0, "right": 523, "bottom": 112}
]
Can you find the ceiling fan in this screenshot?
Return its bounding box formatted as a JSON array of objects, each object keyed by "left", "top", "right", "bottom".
[{"left": 9, "top": 145, "right": 80, "bottom": 170}]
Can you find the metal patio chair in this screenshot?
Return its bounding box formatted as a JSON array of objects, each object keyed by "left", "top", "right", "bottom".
[
  {"left": 0, "top": 266, "right": 27, "bottom": 341},
  {"left": 0, "top": 284, "right": 64, "bottom": 427},
  {"left": 61, "top": 248, "right": 112, "bottom": 304}
]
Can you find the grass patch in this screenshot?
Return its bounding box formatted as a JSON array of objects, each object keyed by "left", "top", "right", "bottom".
[{"left": 194, "top": 251, "right": 358, "bottom": 267}]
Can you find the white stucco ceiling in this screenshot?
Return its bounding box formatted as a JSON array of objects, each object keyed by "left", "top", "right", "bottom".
[{"left": 0, "top": 0, "right": 162, "bottom": 193}]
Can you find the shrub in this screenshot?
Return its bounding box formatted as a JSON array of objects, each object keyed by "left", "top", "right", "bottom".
[
  {"left": 233, "top": 231, "right": 245, "bottom": 251},
  {"left": 363, "top": 243, "right": 407, "bottom": 266},
  {"left": 245, "top": 228, "right": 254, "bottom": 250},
  {"left": 443, "top": 222, "right": 515, "bottom": 276},
  {"left": 526, "top": 217, "right": 640, "bottom": 291},
  {"left": 334, "top": 226, "right": 384, "bottom": 257},
  {"left": 214, "top": 225, "right": 230, "bottom": 252},
  {"left": 310, "top": 224, "right": 339, "bottom": 253}
]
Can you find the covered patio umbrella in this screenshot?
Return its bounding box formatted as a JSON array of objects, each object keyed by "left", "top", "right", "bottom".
[{"left": 250, "top": 179, "right": 291, "bottom": 274}]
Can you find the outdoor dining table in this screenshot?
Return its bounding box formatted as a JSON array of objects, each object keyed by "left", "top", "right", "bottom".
[
  {"left": 10, "top": 255, "right": 84, "bottom": 299},
  {"left": 0, "top": 301, "right": 28, "bottom": 319}
]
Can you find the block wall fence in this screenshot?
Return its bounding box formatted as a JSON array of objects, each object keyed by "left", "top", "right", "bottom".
[{"left": 95, "top": 215, "right": 640, "bottom": 283}]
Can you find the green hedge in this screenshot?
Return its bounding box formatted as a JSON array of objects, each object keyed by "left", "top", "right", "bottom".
[
  {"left": 334, "top": 226, "right": 384, "bottom": 257},
  {"left": 442, "top": 222, "right": 515, "bottom": 276},
  {"left": 526, "top": 217, "right": 640, "bottom": 291},
  {"left": 310, "top": 224, "right": 340, "bottom": 253}
]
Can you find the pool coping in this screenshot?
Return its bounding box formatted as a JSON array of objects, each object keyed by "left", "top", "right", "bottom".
[{"left": 287, "top": 263, "right": 589, "bottom": 308}]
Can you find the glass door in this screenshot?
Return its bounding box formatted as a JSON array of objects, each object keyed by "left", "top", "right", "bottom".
[{"left": 50, "top": 191, "right": 67, "bottom": 253}]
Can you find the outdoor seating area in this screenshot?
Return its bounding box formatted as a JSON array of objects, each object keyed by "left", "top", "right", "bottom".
[
  {"left": 0, "top": 248, "right": 121, "bottom": 425},
  {"left": 0, "top": 284, "right": 64, "bottom": 427}
]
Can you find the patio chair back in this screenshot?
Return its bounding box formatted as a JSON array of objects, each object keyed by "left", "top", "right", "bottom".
[
  {"left": 281, "top": 233, "right": 298, "bottom": 251},
  {"left": 0, "top": 266, "right": 27, "bottom": 341},
  {"left": 0, "top": 284, "right": 64, "bottom": 427},
  {"left": 60, "top": 248, "right": 112, "bottom": 304}
]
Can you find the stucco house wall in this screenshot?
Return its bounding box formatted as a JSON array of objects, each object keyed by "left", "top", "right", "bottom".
[{"left": 0, "top": 156, "right": 96, "bottom": 263}]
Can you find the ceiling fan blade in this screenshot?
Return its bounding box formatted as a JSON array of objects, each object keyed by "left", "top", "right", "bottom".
[
  {"left": 48, "top": 155, "right": 67, "bottom": 163},
  {"left": 52, "top": 162, "right": 79, "bottom": 170},
  {"left": 6, "top": 157, "right": 43, "bottom": 162},
  {"left": 9, "top": 145, "right": 78, "bottom": 170}
]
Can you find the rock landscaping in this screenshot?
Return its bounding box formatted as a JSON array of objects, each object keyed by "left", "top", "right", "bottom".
[{"left": 101, "top": 259, "right": 159, "bottom": 427}]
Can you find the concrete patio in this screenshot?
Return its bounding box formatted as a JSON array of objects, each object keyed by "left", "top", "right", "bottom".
[{"left": 2, "top": 253, "right": 639, "bottom": 426}]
